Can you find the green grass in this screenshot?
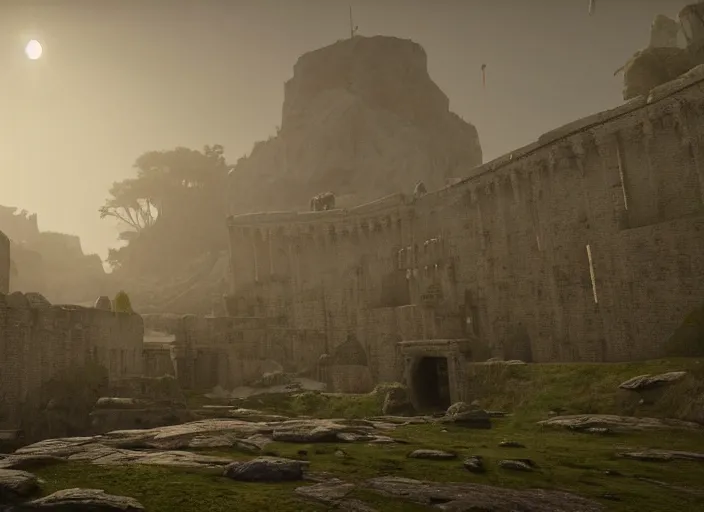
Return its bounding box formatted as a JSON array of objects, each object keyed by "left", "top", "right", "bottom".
[{"left": 30, "top": 359, "right": 704, "bottom": 511}]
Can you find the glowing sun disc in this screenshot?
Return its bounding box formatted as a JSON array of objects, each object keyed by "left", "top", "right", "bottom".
[{"left": 25, "top": 40, "right": 43, "bottom": 60}]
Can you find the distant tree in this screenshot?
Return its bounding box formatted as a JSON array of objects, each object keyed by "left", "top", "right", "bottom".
[
  {"left": 113, "top": 290, "right": 133, "bottom": 313},
  {"left": 100, "top": 144, "right": 233, "bottom": 270}
]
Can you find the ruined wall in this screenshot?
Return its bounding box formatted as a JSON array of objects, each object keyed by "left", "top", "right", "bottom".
[
  {"left": 227, "top": 65, "right": 704, "bottom": 367},
  {"left": 142, "top": 313, "right": 326, "bottom": 391},
  {"left": 0, "top": 293, "right": 144, "bottom": 427},
  {"left": 0, "top": 231, "right": 8, "bottom": 294}
]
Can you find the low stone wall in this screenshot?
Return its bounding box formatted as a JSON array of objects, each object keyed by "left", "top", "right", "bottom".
[{"left": 0, "top": 292, "right": 144, "bottom": 429}]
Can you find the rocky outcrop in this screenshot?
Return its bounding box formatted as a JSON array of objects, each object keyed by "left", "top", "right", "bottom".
[
  {"left": 0, "top": 206, "right": 107, "bottom": 304},
  {"left": 618, "top": 371, "right": 687, "bottom": 390},
  {"left": 361, "top": 476, "right": 603, "bottom": 511},
  {"left": 620, "top": 3, "right": 704, "bottom": 101},
  {"left": 538, "top": 414, "right": 702, "bottom": 432},
  {"left": 227, "top": 35, "right": 482, "bottom": 215},
  {"left": 18, "top": 488, "right": 145, "bottom": 511}
]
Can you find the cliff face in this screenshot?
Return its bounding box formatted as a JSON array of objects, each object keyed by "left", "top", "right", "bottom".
[
  {"left": 228, "top": 36, "right": 482, "bottom": 213},
  {"left": 0, "top": 206, "right": 107, "bottom": 304}
]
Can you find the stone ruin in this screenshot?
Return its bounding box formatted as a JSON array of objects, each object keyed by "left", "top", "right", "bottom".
[{"left": 620, "top": 3, "right": 704, "bottom": 100}]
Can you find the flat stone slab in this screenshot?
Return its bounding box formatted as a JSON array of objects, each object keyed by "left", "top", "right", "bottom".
[
  {"left": 538, "top": 414, "right": 702, "bottom": 432},
  {"left": 618, "top": 372, "right": 687, "bottom": 391},
  {"left": 363, "top": 476, "right": 604, "bottom": 511},
  {"left": 618, "top": 450, "right": 704, "bottom": 462},
  {"left": 19, "top": 488, "right": 145, "bottom": 511},
  {"left": 11, "top": 417, "right": 400, "bottom": 469},
  {"left": 407, "top": 449, "right": 457, "bottom": 460}
]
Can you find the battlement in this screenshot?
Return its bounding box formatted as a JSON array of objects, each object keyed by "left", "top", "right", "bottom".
[{"left": 227, "top": 193, "right": 410, "bottom": 228}]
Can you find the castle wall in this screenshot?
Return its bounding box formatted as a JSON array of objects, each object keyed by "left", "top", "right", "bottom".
[
  {"left": 227, "top": 65, "right": 704, "bottom": 370},
  {"left": 143, "top": 313, "right": 326, "bottom": 391},
  {"left": 0, "top": 293, "right": 144, "bottom": 427},
  {"left": 0, "top": 231, "right": 8, "bottom": 294}
]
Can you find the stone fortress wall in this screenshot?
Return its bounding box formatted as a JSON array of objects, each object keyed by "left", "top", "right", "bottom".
[
  {"left": 226, "top": 64, "right": 704, "bottom": 389},
  {"left": 0, "top": 277, "right": 144, "bottom": 429},
  {"left": 0, "top": 231, "right": 9, "bottom": 294}
]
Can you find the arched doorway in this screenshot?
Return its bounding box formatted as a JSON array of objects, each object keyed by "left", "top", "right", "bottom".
[{"left": 411, "top": 356, "right": 451, "bottom": 411}]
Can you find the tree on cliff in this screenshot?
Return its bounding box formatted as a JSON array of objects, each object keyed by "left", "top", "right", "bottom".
[{"left": 101, "top": 145, "right": 233, "bottom": 271}]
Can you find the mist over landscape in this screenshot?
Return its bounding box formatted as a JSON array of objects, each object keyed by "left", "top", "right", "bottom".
[
  {"left": 5, "top": 1, "right": 704, "bottom": 511},
  {"left": 0, "top": 0, "right": 689, "bottom": 259}
]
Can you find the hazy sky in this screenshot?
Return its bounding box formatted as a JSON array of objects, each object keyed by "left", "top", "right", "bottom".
[{"left": 0, "top": 0, "right": 692, "bottom": 258}]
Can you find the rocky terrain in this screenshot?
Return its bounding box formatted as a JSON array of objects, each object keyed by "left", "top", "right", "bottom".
[
  {"left": 227, "top": 35, "right": 482, "bottom": 215},
  {"left": 3, "top": 359, "right": 704, "bottom": 511}
]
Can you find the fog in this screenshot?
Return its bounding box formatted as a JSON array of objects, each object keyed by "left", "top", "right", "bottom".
[{"left": 0, "top": 0, "right": 691, "bottom": 258}]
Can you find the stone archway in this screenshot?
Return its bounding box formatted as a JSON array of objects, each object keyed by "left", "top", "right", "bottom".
[{"left": 410, "top": 356, "right": 451, "bottom": 411}]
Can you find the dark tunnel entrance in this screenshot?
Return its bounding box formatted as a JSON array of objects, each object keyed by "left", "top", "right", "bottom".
[{"left": 412, "top": 356, "right": 451, "bottom": 411}]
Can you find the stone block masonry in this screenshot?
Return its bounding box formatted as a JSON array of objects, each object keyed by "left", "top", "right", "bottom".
[
  {"left": 0, "top": 231, "right": 9, "bottom": 294},
  {"left": 0, "top": 292, "right": 144, "bottom": 428},
  {"left": 226, "top": 64, "right": 704, "bottom": 369}
]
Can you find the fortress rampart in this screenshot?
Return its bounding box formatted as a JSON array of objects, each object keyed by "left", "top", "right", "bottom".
[{"left": 227, "top": 65, "right": 704, "bottom": 375}]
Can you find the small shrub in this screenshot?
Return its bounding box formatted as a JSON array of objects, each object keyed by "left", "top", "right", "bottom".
[{"left": 113, "top": 290, "right": 134, "bottom": 314}]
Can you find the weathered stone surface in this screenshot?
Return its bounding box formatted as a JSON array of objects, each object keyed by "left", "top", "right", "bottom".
[
  {"left": 19, "top": 488, "right": 144, "bottom": 511},
  {"left": 295, "top": 479, "right": 378, "bottom": 511},
  {"left": 499, "top": 440, "right": 526, "bottom": 448},
  {"left": 618, "top": 449, "right": 704, "bottom": 462},
  {"left": 538, "top": 414, "right": 702, "bottom": 432},
  {"left": 381, "top": 385, "right": 414, "bottom": 416},
  {"left": 407, "top": 449, "right": 457, "bottom": 460},
  {"left": 0, "top": 455, "right": 64, "bottom": 472},
  {"left": 223, "top": 457, "right": 307, "bottom": 482},
  {"left": 363, "top": 476, "right": 603, "bottom": 511},
  {"left": 440, "top": 409, "right": 492, "bottom": 429},
  {"left": 11, "top": 418, "right": 399, "bottom": 470},
  {"left": 446, "top": 402, "right": 473, "bottom": 416},
  {"left": 463, "top": 456, "right": 485, "bottom": 473},
  {"left": 227, "top": 35, "right": 482, "bottom": 219},
  {"left": 498, "top": 459, "right": 534, "bottom": 472},
  {"left": 618, "top": 371, "right": 687, "bottom": 391},
  {"left": 621, "top": 47, "right": 693, "bottom": 100},
  {"left": 0, "top": 469, "right": 39, "bottom": 503}
]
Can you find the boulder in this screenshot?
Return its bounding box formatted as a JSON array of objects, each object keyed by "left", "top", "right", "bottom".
[
  {"left": 618, "top": 371, "right": 687, "bottom": 391},
  {"left": 19, "top": 488, "right": 144, "bottom": 511},
  {"left": 620, "top": 47, "right": 694, "bottom": 100},
  {"left": 223, "top": 457, "right": 307, "bottom": 482},
  {"left": 381, "top": 385, "right": 414, "bottom": 416},
  {"left": 538, "top": 414, "right": 702, "bottom": 432},
  {"left": 0, "top": 469, "right": 39, "bottom": 503},
  {"left": 440, "top": 409, "right": 492, "bottom": 429}
]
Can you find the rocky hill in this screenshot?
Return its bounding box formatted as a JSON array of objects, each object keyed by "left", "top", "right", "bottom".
[
  {"left": 227, "top": 35, "right": 483, "bottom": 214},
  {"left": 106, "top": 36, "right": 483, "bottom": 314}
]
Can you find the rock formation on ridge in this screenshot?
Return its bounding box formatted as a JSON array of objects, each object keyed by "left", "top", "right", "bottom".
[{"left": 227, "top": 35, "right": 483, "bottom": 213}]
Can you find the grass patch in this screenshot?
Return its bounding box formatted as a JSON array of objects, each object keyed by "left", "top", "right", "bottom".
[{"left": 30, "top": 359, "right": 704, "bottom": 511}]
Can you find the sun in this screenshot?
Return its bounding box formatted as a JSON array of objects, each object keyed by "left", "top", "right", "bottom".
[{"left": 25, "top": 39, "right": 43, "bottom": 60}]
